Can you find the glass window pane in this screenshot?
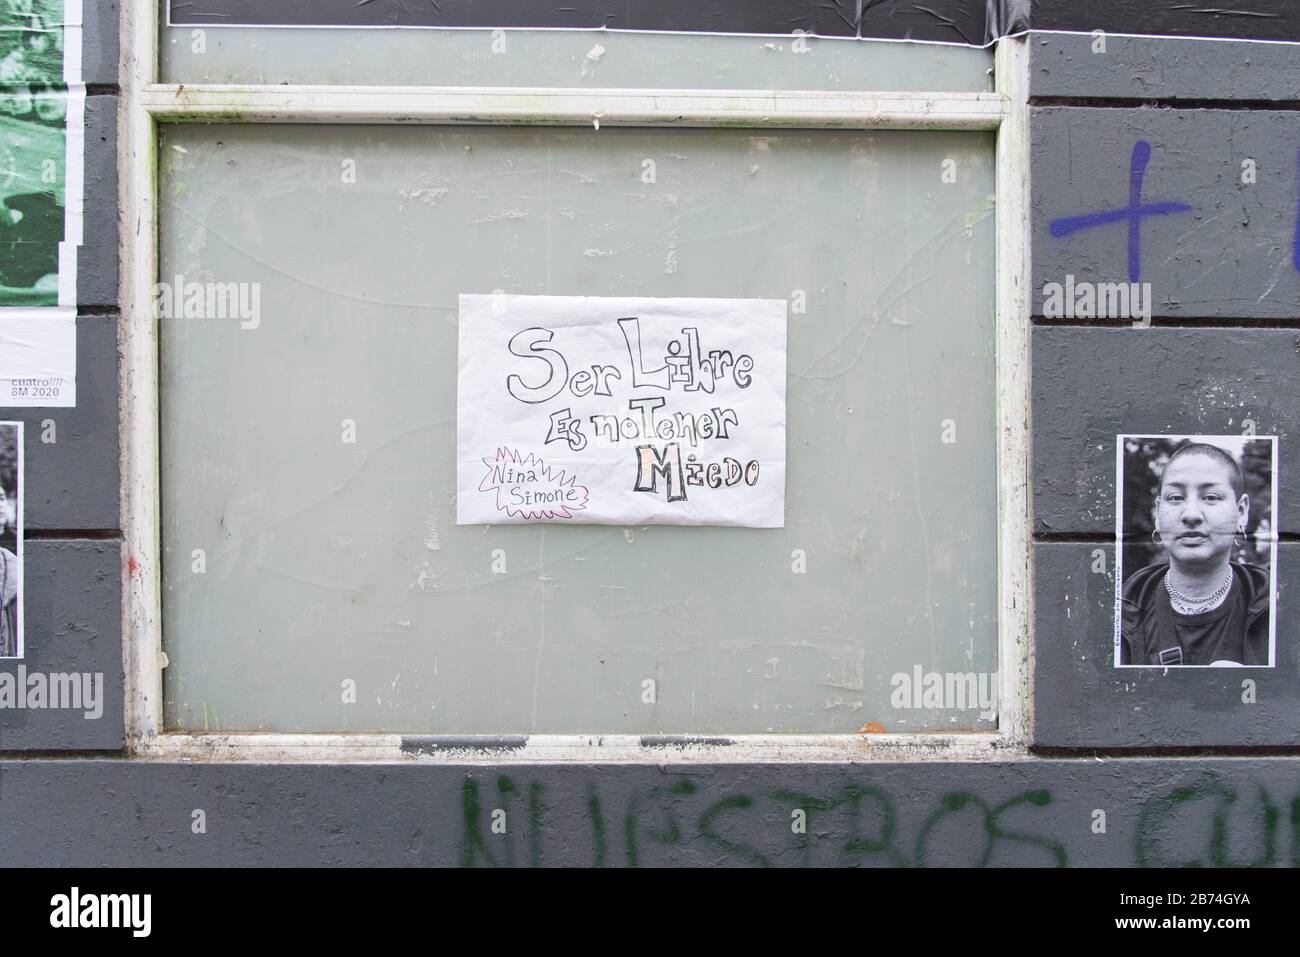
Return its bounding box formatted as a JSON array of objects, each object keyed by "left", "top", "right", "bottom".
[
  {"left": 158, "top": 123, "right": 997, "bottom": 734},
  {"left": 159, "top": 9, "right": 993, "bottom": 93}
]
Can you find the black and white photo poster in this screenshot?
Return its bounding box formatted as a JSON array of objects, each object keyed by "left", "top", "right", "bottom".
[
  {"left": 0, "top": 421, "right": 22, "bottom": 658},
  {"left": 1115, "top": 434, "right": 1278, "bottom": 668}
]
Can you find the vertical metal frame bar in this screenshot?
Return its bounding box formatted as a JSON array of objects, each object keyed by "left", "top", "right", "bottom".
[
  {"left": 120, "top": 0, "right": 161, "bottom": 748},
  {"left": 993, "top": 36, "right": 1033, "bottom": 747}
]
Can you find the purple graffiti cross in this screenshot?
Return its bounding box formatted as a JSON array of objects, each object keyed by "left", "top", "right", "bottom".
[
  {"left": 1293, "top": 149, "right": 1300, "bottom": 272},
  {"left": 1049, "top": 140, "right": 1192, "bottom": 283}
]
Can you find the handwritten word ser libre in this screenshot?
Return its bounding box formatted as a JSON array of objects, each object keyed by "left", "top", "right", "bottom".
[{"left": 505, "top": 318, "right": 755, "bottom": 405}]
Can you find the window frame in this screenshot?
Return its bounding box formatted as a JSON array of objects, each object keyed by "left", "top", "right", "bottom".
[{"left": 119, "top": 0, "right": 1033, "bottom": 763}]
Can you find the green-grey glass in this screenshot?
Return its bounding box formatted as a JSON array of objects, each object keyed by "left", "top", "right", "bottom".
[
  {"left": 158, "top": 121, "right": 998, "bottom": 733},
  {"left": 159, "top": 13, "right": 993, "bottom": 93}
]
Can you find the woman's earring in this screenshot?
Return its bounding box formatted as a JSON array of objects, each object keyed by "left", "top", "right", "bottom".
[{"left": 1151, "top": 529, "right": 1162, "bottom": 545}]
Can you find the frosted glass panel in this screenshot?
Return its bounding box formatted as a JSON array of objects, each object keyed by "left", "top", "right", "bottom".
[
  {"left": 158, "top": 123, "right": 998, "bottom": 733},
  {"left": 159, "top": 13, "right": 993, "bottom": 92}
]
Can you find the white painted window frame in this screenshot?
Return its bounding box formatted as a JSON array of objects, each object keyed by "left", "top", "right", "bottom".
[{"left": 119, "top": 0, "right": 1032, "bottom": 764}]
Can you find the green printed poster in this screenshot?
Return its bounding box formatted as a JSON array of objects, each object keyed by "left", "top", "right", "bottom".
[{"left": 0, "top": 0, "right": 82, "bottom": 308}]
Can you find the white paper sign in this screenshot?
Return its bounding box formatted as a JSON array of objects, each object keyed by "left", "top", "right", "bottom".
[
  {"left": 457, "top": 294, "right": 787, "bottom": 527},
  {"left": 0, "top": 312, "right": 77, "bottom": 408}
]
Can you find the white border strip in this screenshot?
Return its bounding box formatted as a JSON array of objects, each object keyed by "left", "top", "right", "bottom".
[
  {"left": 60, "top": 0, "right": 84, "bottom": 309},
  {"left": 57, "top": 83, "right": 85, "bottom": 308},
  {"left": 62, "top": 0, "right": 84, "bottom": 81},
  {"left": 136, "top": 731, "right": 1010, "bottom": 764},
  {"left": 121, "top": 0, "right": 161, "bottom": 747},
  {"left": 993, "top": 36, "right": 1032, "bottom": 746},
  {"left": 139, "top": 85, "right": 1007, "bottom": 129}
]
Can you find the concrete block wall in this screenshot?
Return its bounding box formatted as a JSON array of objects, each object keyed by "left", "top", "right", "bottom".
[
  {"left": 1028, "top": 21, "right": 1300, "bottom": 751},
  {"left": 2, "top": 1, "right": 1300, "bottom": 866}
]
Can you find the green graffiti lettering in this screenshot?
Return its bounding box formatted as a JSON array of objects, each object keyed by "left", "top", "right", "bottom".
[
  {"left": 459, "top": 777, "right": 496, "bottom": 868},
  {"left": 698, "top": 794, "right": 770, "bottom": 867}
]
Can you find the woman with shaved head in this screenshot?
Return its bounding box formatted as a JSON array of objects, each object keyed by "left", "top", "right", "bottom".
[{"left": 1120, "top": 442, "right": 1271, "bottom": 666}]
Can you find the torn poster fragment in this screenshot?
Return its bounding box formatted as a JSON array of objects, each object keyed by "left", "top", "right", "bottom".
[
  {"left": 0, "top": 420, "right": 21, "bottom": 658},
  {"left": 457, "top": 294, "right": 786, "bottom": 527},
  {"left": 0, "top": 311, "right": 76, "bottom": 406},
  {"left": 0, "top": 1, "right": 85, "bottom": 308}
]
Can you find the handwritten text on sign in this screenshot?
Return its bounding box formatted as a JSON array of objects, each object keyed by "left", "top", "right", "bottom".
[{"left": 456, "top": 295, "right": 787, "bottom": 527}]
